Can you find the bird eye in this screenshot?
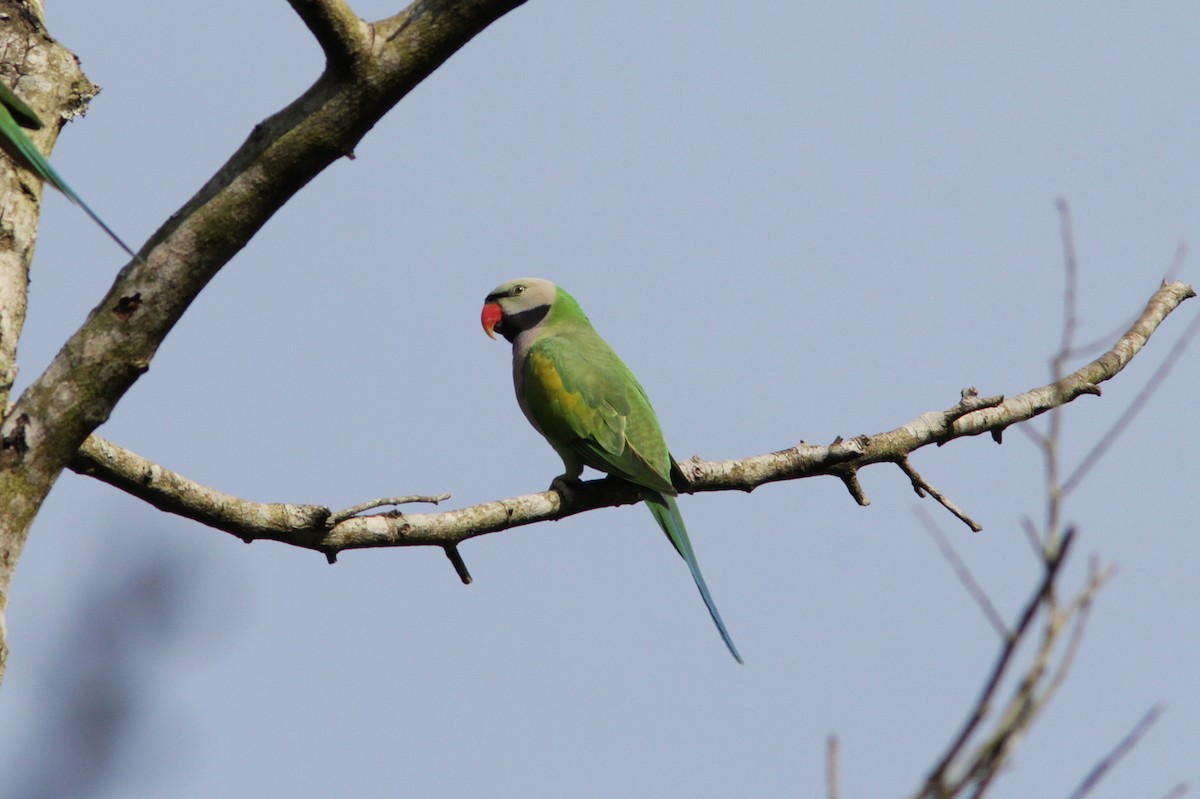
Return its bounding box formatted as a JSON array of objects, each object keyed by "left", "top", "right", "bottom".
[{"left": 512, "top": 285, "right": 525, "bottom": 296}]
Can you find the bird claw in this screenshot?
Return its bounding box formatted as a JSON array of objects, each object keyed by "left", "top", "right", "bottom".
[{"left": 549, "top": 475, "right": 583, "bottom": 496}]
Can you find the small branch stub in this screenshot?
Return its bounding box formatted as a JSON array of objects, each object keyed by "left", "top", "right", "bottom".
[{"left": 444, "top": 544, "right": 473, "bottom": 585}]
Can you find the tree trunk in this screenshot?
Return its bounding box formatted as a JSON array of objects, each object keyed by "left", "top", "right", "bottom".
[{"left": 0, "top": 0, "right": 106, "bottom": 685}]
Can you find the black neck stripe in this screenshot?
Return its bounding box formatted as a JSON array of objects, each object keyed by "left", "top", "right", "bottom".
[{"left": 497, "top": 304, "right": 550, "bottom": 343}]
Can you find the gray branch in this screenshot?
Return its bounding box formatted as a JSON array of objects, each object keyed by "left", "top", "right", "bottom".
[{"left": 68, "top": 280, "right": 1195, "bottom": 560}]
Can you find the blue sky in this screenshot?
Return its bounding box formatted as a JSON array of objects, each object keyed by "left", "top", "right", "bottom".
[{"left": 2, "top": 3, "right": 1198, "bottom": 797}]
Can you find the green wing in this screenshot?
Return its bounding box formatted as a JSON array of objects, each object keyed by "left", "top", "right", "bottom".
[
  {"left": 0, "top": 82, "right": 136, "bottom": 258},
  {"left": 523, "top": 330, "right": 675, "bottom": 495}
]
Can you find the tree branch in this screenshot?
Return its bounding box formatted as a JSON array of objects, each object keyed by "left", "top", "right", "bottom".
[
  {"left": 0, "top": 0, "right": 527, "bottom": 682},
  {"left": 68, "top": 280, "right": 1195, "bottom": 560},
  {"left": 1062, "top": 307, "right": 1200, "bottom": 496},
  {"left": 287, "top": 0, "right": 371, "bottom": 70},
  {"left": 70, "top": 435, "right": 333, "bottom": 544},
  {"left": 4, "top": 0, "right": 530, "bottom": 492}
]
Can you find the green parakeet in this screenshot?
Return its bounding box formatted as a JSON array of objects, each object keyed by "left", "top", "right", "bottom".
[
  {"left": 0, "top": 80, "right": 136, "bottom": 258},
  {"left": 482, "top": 277, "right": 742, "bottom": 663}
]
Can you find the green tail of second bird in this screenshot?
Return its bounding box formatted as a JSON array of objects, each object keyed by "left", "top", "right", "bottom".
[{"left": 0, "top": 82, "right": 137, "bottom": 259}]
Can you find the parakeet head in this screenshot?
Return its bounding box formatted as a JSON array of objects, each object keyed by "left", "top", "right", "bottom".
[{"left": 481, "top": 277, "right": 558, "bottom": 342}]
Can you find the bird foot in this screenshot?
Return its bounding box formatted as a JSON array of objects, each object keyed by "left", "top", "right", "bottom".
[{"left": 549, "top": 474, "right": 583, "bottom": 496}]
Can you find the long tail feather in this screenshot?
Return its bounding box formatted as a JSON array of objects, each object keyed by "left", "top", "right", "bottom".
[
  {"left": 0, "top": 105, "right": 137, "bottom": 259},
  {"left": 643, "top": 489, "right": 743, "bottom": 664}
]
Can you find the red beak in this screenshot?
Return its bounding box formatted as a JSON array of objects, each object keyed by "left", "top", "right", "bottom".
[{"left": 481, "top": 302, "right": 502, "bottom": 339}]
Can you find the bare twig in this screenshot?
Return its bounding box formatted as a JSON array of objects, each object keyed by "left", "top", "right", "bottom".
[
  {"left": 1043, "top": 202, "right": 1080, "bottom": 548},
  {"left": 1054, "top": 200, "right": 1081, "bottom": 371},
  {"left": 1165, "top": 242, "right": 1188, "bottom": 284},
  {"left": 1066, "top": 704, "right": 1165, "bottom": 799},
  {"left": 920, "top": 529, "right": 1120, "bottom": 799},
  {"left": 837, "top": 468, "right": 870, "bottom": 506},
  {"left": 912, "top": 219, "right": 1185, "bottom": 798},
  {"left": 1159, "top": 783, "right": 1189, "bottom": 799},
  {"left": 1019, "top": 517, "right": 1044, "bottom": 560},
  {"left": 916, "top": 507, "right": 1006, "bottom": 637},
  {"left": 826, "top": 734, "right": 840, "bottom": 799},
  {"left": 924, "top": 281, "right": 1187, "bottom": 444},
  {"left": 1065, "top": 244, "right": 1183, "bottom": 364},
  {"left": 917, "top": 528, "right": 1076, "bottom": 797},
  {"left": 1063, "top": 309, "right": 1200, "bottom": 496},
  {"left": 1039, "top": 556, "right": 1114, "bottom": 708},
  {"left": 327, "top": 494, "right": 451, "bottom": 526},
  {"left": 899, "top": 458, "right": 982, "bottom": 532}
]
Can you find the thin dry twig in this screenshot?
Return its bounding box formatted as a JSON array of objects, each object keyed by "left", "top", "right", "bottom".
[
  {"left": 1054, "top": 247, "right": 1185, "bottom": 394},
  {"left": 917, "top": 528, "right": 1076, "bottom": 798},
  {"left": 327, "top": 494, "right": 451, "bottom": 526},
  {"left": 900, "top": 458, "right": 983, "bottom": 532},
  {"left": 1019, "top": 517, "right": 1045, "bottom": 561},
  {"left": 916, "top": 507, "right": 1006, "bottom": 638},
  {"left": 1158, "top": 783, "right": 1189, "bottom": 799},
  {"left": 826, "top": 735, "right": 840, "bottom": 799},
  {"left": 1054, "top": 200, "right": 1082, "bottom": 372},
  {"left": 1165, "top": 242, "right": 1189, "bottom": 284},
  {"left": 912, "top": 213, "right": 1186, "bottom": 799},
  {"left": 1063, "top": 309, "right": 1200, "bottom": 496},
  {"left": 1066, "top": 704, "right": 1165, "bottom": 799},
  {"left": 1039, "top": 556, "right": 1115, "bottom": 707}
]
